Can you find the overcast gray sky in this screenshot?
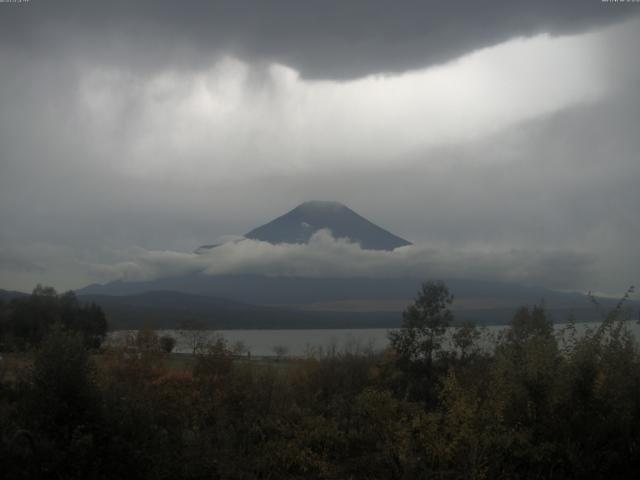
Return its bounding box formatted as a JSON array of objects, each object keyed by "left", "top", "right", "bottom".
[{"left": 1, "top": 1, "right": 639, "bottom": 294}]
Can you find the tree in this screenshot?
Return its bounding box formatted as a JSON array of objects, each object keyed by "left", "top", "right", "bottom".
[
  {"left": 19, "top": 325, "right": 103, "bottom": 478},
  {"left": 389, "top": 281, "right": 454, "bottom": 369},
  {"left": 3, "top": 286, "right": 107, "bottom": 350},
  {"left": 506, "top": 304, "right": 553, "bottom": 345},
  {"left": 272, "top": 344, "right": 289, "bottom": 360},
  {"left": 135, "top": 324, "right": 160, "bottom": 352},
  {"left": 159, "top": 335, "right": 177, "bottom": 353},
  {"left": 59, "top": 291, "right": 107, "bottom": 349},
  {"left": 452, "top": 320, "right": 481, "bottom": 360},
  {"left": 193, "top": 335, "right": 233, "bottom": 388},
  {"left": 25, "top": 325, "right": 100, "bottom": 436},
  {"left": 9, "top": 285, "right": 61, "bottom": 348},
  {"left": 0, "top": 297, "right": 8, "bottom": 350},
  {"left": 178, "top": 320, "right": 209, "bottom": 355}
]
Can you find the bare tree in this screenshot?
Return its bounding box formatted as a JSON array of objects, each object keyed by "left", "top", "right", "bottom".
[
  {"left": 178, "top": 320, "right": 209, "bottom": 355},
  {"left": 231, "top": 340, "right": 249, "bottom": 356},
  {"left": 272, "top": 344, "right": 289, "bottom": 359}
]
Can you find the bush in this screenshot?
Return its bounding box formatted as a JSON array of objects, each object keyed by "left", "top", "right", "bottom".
[
  {"left": 159, "top": 335, "right": 177, "bottom": 353},
  {"left": 2, "top": 282, "right": 639, "bottom": 479}
]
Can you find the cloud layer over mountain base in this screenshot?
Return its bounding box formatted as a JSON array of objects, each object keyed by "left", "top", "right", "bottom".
[{"left": 88, "top": 231, "right": 594, "bottom": 292}]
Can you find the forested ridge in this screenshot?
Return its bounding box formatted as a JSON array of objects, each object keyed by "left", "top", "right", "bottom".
[{"left": 1, "top": 283, "right": 639, "bottom": 479}]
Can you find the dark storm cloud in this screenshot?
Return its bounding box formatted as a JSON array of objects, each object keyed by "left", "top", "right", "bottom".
[{"left": 1, "top": 0, "right": 636, "bottom": 78}]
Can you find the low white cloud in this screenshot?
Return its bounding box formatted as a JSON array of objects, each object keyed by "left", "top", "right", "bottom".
[{"left": 89, "top": 230, "right": 594, "bottom": 291}]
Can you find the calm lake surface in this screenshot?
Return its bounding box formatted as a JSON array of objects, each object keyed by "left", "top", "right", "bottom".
[{"left": 109, "top": 321, "right": 640, "bottom": 357}]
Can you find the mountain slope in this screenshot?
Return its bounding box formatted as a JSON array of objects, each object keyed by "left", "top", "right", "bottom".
[
  {"left": 0, "top": 289, "right": 29, "bottom": 302},
  {"left": 76, "top": 275, "right": 630, "bottom": 327},
  {"left": 78, "top": 274, "right": 582, "bottom": 306},
  {"left": 78, "top": 290, "right": 400, "bottom": 330}
]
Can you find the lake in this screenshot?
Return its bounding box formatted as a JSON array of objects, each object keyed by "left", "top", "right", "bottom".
[{"left": 108, "top": 320, "right": 640, "bottom": 357}]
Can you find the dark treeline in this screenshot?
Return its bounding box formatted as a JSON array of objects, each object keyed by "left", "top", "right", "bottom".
[
  {"left": 0, "top": 285, "right": 107, "bottom": 350},
  {"left": 1, "top": 282, "right": 640, "bottom": 479}
]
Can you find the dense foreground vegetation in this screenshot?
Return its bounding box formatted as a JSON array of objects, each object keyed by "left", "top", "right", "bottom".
[{"left": 1, "top": 283, "right": 639, "bottom": 479}]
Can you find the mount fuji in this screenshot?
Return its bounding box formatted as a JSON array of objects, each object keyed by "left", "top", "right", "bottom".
[
  {"left": 75, "top": 201, "right": 626, "bottom": 329},
  {"left": 196, "top": 201, "right": 411, "bottom": 253}
]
